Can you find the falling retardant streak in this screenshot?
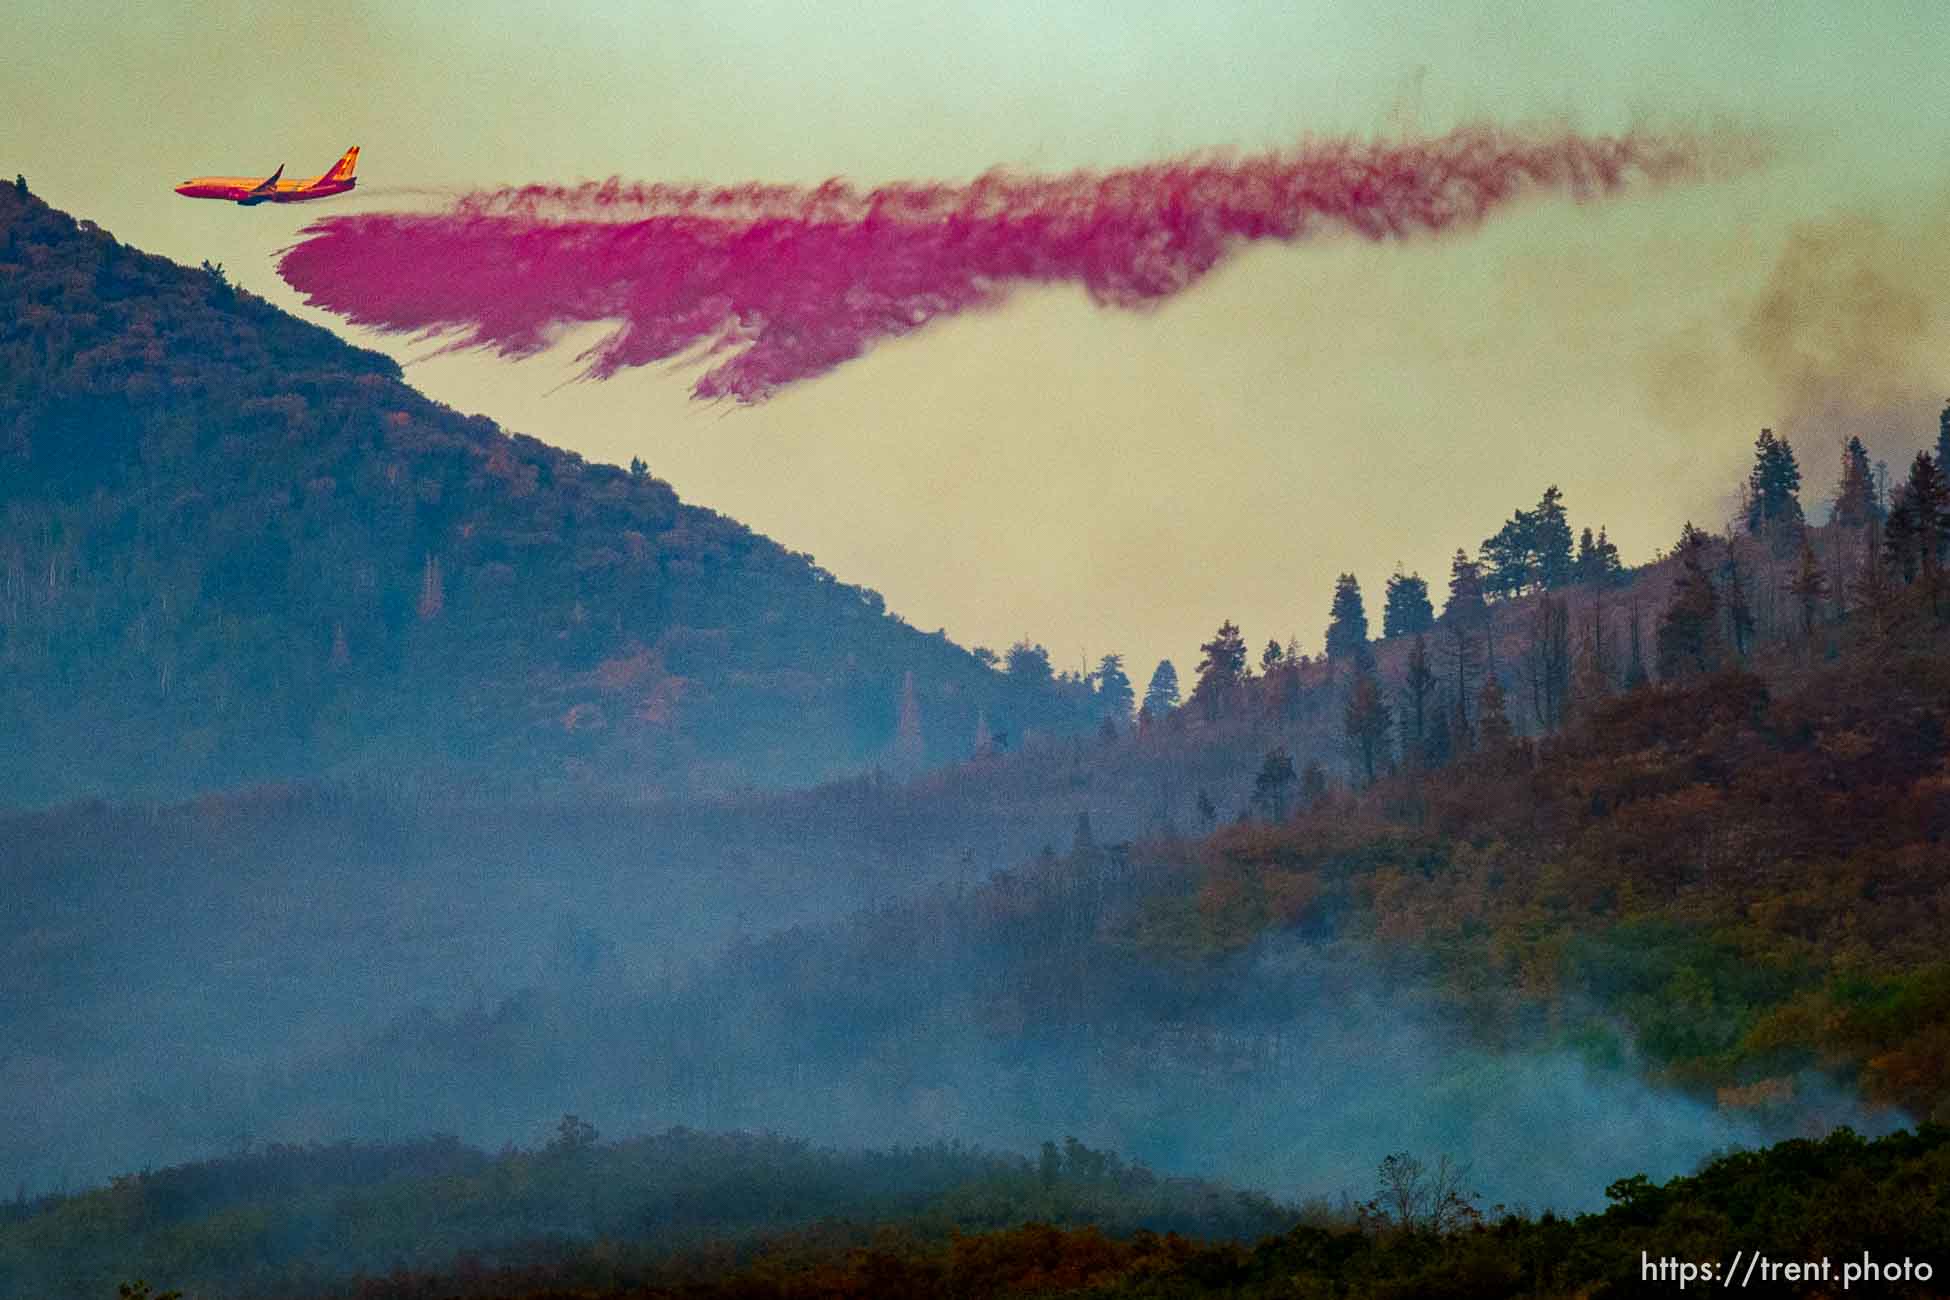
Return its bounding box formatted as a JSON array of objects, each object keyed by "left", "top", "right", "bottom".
[{"left": 277, "top": 125, "right": 1755, "bottom": 403}]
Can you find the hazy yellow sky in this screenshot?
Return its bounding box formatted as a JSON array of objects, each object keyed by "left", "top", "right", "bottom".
[{"left": 7, "top": 2, "right": 1950, "bottom": 677}]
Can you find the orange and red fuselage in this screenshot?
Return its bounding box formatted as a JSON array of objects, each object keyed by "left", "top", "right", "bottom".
[
  {"left": 173, "top": 175, "right": 356, "bottom": 204},
  {"left": 176, "top": 146, "right": 359, "bottom": 205}
]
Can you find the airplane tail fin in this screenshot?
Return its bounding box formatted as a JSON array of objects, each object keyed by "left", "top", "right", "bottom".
[{"left": 320, "top": 146, "right": 359, "bottom": 184}]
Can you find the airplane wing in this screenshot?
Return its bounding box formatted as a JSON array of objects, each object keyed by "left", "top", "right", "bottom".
[{"left": 247, "top": 165, "right": 285, "bottom": 197}]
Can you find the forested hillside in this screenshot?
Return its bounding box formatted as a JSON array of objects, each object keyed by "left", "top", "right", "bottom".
[
  {"left": 0, "top": 1129, "right": 1300, "bottom": 1300},
  {"left": 0, "top": 185, "right": 1095, "bottom": 806},
  {"left": 35, "top": 549, "right": 1931, "bottom": 1233},
  {"left": 7, "top": 1119, "right": 1944, "bottom": 1298},
  {"left": 327, "top": 1125, "right": 1947, "bottom": 1299},
  {"left": 191, "top": 424, "right": 1950, "bottom": 1202},
  {"left": 300, "top": 1126, "right": 1950, "bottom": 1299},
  {"left": 1092, "top": 421, "right": 1950, "bottom": 1123}
]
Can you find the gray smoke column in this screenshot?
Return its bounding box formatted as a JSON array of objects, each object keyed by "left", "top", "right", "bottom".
[{"left": 278, "top": 124, "right": 1760, "bottom": 403}]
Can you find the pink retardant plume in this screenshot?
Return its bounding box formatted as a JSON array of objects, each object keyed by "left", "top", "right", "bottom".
[{"left": 277, "top": 125, "right": 1752, "bottom": 404}]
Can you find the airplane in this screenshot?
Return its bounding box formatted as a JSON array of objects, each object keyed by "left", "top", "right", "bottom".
[{"left": 175, "top": 146, "right": 359, "bottom": 205}]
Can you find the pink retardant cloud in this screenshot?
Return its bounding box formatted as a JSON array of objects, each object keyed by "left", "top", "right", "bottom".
[{"left": 277, "top": 125, "right": 1754, "bottom": 403}]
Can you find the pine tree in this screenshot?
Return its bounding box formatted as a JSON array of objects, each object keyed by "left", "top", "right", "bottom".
[
  {"left": 1422, "top": 691, "right": 1454, "bottom": 768},
  {"left": 1343, "top": 672, "right": 1393, "bottom": 785},
  {"left": 1832, "top": 436, "right": 1879, "bottom": 527},
  {"left": 1656, "top": 523, "right": 1722, "bottom": 680},
  {"left": 1400, "top": 634, "right": 1437, "bottom": 764},
  {"left": 1884, "top": 484, "right": 1921, "bottom": 585},
  {"left": 1787, "top": 542, "right": 1827, "bottom": 639},
  {"left": 1443, "top": 549, "right": 1487, "bottom": 622},
  {"left": 1006, "top": 640, "right": 1053, "bottom": 683},
  {"left": 1571, "top": 572, "right": 1615, "bottom": 717},
  {"left": 1142, "top": 660, "right": 1181, "bottom": 716},
  {"left": 1576, "top": 525, "right": 1626, "bottom": 587},
  {"left": 200, "top": 260, "right": 232, "bottom": 302},
  {"left": 1480, "top": 509, "right": 1537, "bottom": 598},
  {"left": 1907, "top": 452, "right": 1948, "bottom": 574},
  {"left": 1440, "top": 550, "right": 1486, "bottom": 746},
  {"left": 1251, "top": 748, "right": 1298, "bottom": 821},
  {"left": 1196, "top": 622, "right": 1248, "bottom": 683},
  {"left": 1721, "top": 543, "right": 1755, "bottom": 658},
  {"left": 1191, "top": 620, "right": 1249, "bottom": 719},
  {"left": 1266, "top": 654, "right": 1304, "bottom": 723},
  {"left": 1939, "top": 402, "right": 1950, "bottom": 475},
  {"left": 1885, "top": 452, "right": 1949, "bottom": 611},
  {"left": 1852, "top": 508, "right": 1894, "bottom": 634},
  {"left": 1533, "top": 485, "right": 1575, "bottom": 589},
  {"left": 1523, "top": 593, "right": 1571, "bottom": 731},
  {"left": 1593, "top": 527, "right": 1623, "bottom": 584},
  {"left": 1825, "top": 514, "right": 1854, "bottom": 622},
  {"left": 1746, "top": 428, "right": 1805, "bottom": 550},
  {"left": 1382, "top": 566, "right": 1434, "bottom": 638},
  {"left": 1260, "top": 639, "right": 1284, "bottom": 672},
  {"left": 1325, "top": 575, "right": 1372, "bottom": 668},
  {"left": 1092, "top": 653, "right": 1134, "bottom": 723},
  {"left": 1624, "top": 601, "right": 1649, "bottom": 690}
]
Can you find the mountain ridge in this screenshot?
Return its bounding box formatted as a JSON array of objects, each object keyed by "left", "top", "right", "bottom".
[{"left": 0, "top": 184, "right": 1092, "bottom": 807}]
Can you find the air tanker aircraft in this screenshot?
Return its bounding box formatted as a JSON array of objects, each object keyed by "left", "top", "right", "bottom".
[{"left": 175, "top": 146, "right": 359, "bottom": 205}]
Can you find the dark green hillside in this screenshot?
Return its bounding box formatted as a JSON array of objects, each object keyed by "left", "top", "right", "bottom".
[
  {"left": 0, "top": 1129, "right": 1299, "bottom": 1300},
  {"left": 315, "top": 1126, "right": 1950, "bottom": 1299},
  {"left": 9, "top": 1124, "right": 1945, "bottom": 1299},
  {"left": 0, "top": 186, "right": 1088, "bottom": 806}
]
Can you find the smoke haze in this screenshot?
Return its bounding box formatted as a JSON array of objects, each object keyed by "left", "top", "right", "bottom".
[
  {"left": 5, "top": 791, "right": 1901, "bottom": 1212},
  {"left": 1741, "top": 202, "right": 1950, "bottom": 435}
]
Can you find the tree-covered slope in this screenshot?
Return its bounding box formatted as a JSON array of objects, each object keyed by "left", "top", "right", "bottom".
[
  {"left": 10, "top": 1124, "right": 1945, "bottom": 1299},
  {"left": 0, "top": 1128, "right": 1298, "bottom": 1300},
  {"left": 0, "top": 184, "right": 1088, "bottom": 806}
]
